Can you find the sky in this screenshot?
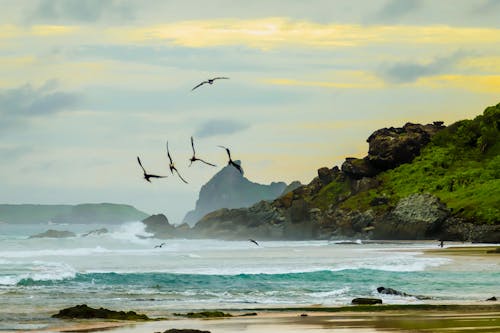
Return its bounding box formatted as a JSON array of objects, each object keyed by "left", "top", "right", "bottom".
[{"left": 0, "top": 0, "right": 499, "bottom": 224}]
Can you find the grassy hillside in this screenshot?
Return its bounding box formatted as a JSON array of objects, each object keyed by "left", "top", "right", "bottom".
[
  {"left": 0, "top": 204, "right": 72, "bottom": 224},
  {"left": 340, "top": 103, "right": 500, "bottom": 224}
]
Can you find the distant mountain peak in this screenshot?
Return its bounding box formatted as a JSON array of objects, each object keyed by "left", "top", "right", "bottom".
[{"left": 182, "top": 163, "right": 287, "bottom": 226}]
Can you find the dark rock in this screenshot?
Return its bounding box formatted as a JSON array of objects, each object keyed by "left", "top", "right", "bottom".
[
  {"left": 367, "top": 122, "right": 443, "bottom": 170},
  {"left": 174, "top": 311, "right": 232, "bottom": 318},
  {"left": 288, "top": 199, "right": 310, "bottom": 224},
  {"left": 377, "top": 287, "right": 411, "bottom": 297},
  {"left": 341, "top": 157, "right": 380, "bottom": 179},
  {"left": 376, "top": 286, "right": 431, "bottom": 300},
  {"left": 318, "top": 167, "right": 335, "bottom": 185},
  {"left": 486, "top": 296, "right": 497, "bottom": 301},
  {"left": 370, "top": 197, "right": 389, "bottom": 206},
  {"left": 142, "top": 214, "right": 176, "bottom": 238},
  {"left": 350, "top": 177, "right": 380, "bottom": 194},
  {"left": 52, "top": 304, "right": 149, "bottom": 320},
  {"left": 164, "top": 330, "right": 210, "bottom": 333},
  {"left": 351, "top": 298, "right": 382, "bottom": 305},
  {"left": 82, "top": 228, "right": 108, "bottom": 237},
  {"left": 29, "top": 229, "right": 76, "bottom": 238}
]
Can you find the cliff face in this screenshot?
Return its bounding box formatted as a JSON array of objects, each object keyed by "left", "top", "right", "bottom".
[
  {"left": 182, "top": 161, "right": 287, "bottom": 226},
  {"left": 189, "top": 103, "right": 500, "bottom": 242}
]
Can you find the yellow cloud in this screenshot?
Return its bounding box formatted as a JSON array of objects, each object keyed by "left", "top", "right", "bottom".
[
  {"left": 108, "top": 18, "right": 500, "bottom": 49},
  {"left": 0, "top": 25, "right": 19, "bottom": 39},
  {"left": 31, "top": 25, "right": 79, "bottom": 36},
  {"left": 263, "top": 71, "right": 384, "bottom": 89},
  {"left": 418, "top": 75, "right": 500, "bottom": 93},
  {"left": 458, "top": 56, "right": 500, "bottom": 73},
  {"left": 0, "top": 56, "right": 36, "bottom": 66}
]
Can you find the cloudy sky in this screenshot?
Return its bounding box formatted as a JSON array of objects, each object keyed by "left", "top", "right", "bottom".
[{"left": 1, "top": 0, "right": 499, "bottom": 223}]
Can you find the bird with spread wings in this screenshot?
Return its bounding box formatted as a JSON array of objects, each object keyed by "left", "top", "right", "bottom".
[
  {"left": 191, "top": 77, "right": 229, "bottom": 91},
  {"left": 137, "top": 156, "right": 166, "bottom": 183},
  {"left": 166, "top": 141, "right": 188, "bottom": 183},
  {"left": 189, "top": 136, "right": 216, "bottom": 167}
]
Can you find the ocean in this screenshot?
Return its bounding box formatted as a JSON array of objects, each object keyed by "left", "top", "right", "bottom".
[{"left": 0, "top": 221, "right": 499, "bottom": 331}]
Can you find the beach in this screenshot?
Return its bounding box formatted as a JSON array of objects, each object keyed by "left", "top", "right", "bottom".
[
  {"left": 28, "top": 304, "right": 500, "bottom": 333},
  {"left": 3, "top": 238, "right": 498, "bottom": 333}
]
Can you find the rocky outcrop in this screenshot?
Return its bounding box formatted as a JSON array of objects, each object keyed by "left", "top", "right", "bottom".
[
  {"left": 367, "top": 122, "right": 445, "bottom": 171},
  {"left": 29, "top": 229, "right": 76, "bottom": 238},
  {"left": 52, "top": 304, "right": 149, "bottom": 320},
  {"left": 377, "top": 286, "right": 431, "bottom": 300},
  {"left": 186, "top": 122, "right": 448, "bottom": 241},
  {"left": 374, "top": 194, "right": 450, "bottom": 239},
  {"left": 177, "top": 115, "right": 497, "bottom": 242},
  {"left": 342, "top": 158, "right": 380, "bottom": 179},
  {"left": 182, "top": 162, "right": 287, "bottom": 226},
  {"left": 142, "top": 214, "right": 188, "bottom": 239}
]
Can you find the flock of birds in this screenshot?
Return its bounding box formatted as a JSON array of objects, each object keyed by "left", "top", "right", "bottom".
[
  {"left": 137, "top": 77, "right": 243, "bottom": 184},
  {"left": 139, "top": 77, "right": 259, "bottom": 247}
]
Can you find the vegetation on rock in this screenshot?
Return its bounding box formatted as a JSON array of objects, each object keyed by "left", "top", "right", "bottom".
[
  {"left": 52, "top": 304, "right": 150, "bottom": 320},
  {"left": 174, "top": 311, "right": 232, "bottom": 318},
  {"left": 342, "top": 103, "right": 500, "bottom": 224}
]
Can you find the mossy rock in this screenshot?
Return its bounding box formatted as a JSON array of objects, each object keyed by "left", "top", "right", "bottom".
[
  {"left": 52, "top": 304, "right": 149, "bottom": 320},
  {"left": 174, "top": 311, "right": 232, "bottom": 318},
  {"left": 351, "top": 298, "right": 383, "bottom": 305},
  {"left": 163, "top": 328, "right": 210, "bottom": 333}
]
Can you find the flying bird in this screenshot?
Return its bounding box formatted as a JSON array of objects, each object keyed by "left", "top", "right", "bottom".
[
  {"left": 218, "top": 145, "right": 243, "bottom": 174},
  {"left": 166, "top": 141, "right": 188, "bottom": 184},
  {"left": 191, "top": 77, "right": 229, "bottom": 91},
  {"left": 154, "top": 242, "right": 166, "bottom": 248},
  {"left": 189, "top": 136, "right": 216, "bottom": 167},
  {"left": 137, "top": 156, "right": 166, "bottom": 183},
  {"left": 249, "top": 239, "right": 259, "bottom": 246}
]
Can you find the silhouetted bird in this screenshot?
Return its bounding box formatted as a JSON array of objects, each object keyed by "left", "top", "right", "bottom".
[
  {"left": 137, "top": 156, "right": 166, "bottom": 183},
  {"left": 154, "top": 242, "right": 166, "bottom": 248},
  {"left": 191, "top": 77, "right": 229, "bottom": 91},
  {"left": 189, "top": 136, "right": 216, "bottom": 167},
  {"left": 218, "top": 145, "right": 243, "bottom": 174},
  {"left": 166, "top": 141, "right": 188, "bottom": 183},
  {"left": 249, "top": 239, "right": 259, "bottom": 246}
]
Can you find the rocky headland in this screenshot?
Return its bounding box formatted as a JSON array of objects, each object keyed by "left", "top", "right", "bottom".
[
  {"left": 143, "top": 103, "right": 500, "bottom": 242},
  {"left": 182, "top": 161, "right": 291, "bottom": 226}
]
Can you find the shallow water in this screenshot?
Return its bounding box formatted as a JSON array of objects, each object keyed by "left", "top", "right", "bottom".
[{"left": 0, "top": 221, "right": 498, "bottom": 330}]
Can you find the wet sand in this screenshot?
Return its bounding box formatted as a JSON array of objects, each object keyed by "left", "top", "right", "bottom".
[{"left": 35, "top": 305, "right": 500, "bottom": 333}]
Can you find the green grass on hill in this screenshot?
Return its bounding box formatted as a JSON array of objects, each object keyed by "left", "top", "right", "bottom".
[{"left": 339, "top": 103, "right": 500, "bottom": 224}]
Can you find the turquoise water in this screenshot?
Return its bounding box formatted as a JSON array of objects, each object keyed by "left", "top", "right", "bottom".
[{"left": 0, "top": 222, "right": 498, "bottom": 330}]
